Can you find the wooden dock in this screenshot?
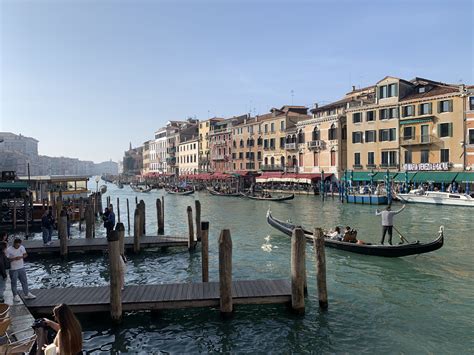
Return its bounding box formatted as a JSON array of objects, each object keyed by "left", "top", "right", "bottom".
[
  {"left": 22, "top": 279, "right": 291, "bottom": 315},
  {"left": 22, "top": 236, "right": 193, "bottom": 255}
]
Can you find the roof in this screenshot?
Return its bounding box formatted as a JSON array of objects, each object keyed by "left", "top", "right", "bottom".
[
  {"left": 310, "top": 97, "right": 351, "bottom": 113},
  {"left": 400, "top": 85, "right": 459, "bottom": 102}
]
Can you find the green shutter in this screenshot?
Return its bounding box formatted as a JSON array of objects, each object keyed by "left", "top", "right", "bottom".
[
  {"left": 437, "top": 101, "right": 442, "bottom": 113},
  {"left": 428, "top": 103, "right": 432, "bottom": 114},
  {"left": 394, "top": 84, "right": 399, "bottom": 96},
  {"left": 448, "top": 100, "right": 453, "bottom": 112},
  {"left": 448, "top": 123, "right": 453, "bottom": 137}
]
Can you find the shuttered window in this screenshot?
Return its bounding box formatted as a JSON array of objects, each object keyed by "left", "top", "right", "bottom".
[
  {"left": 438, "top": 123, "right": 453, "bottom": 138},
  {"left": 419, "top": 103, "right": 432, "bottom": 115},
  {"left": 438, "top": 100, "right": 453, "bottom": 113}
]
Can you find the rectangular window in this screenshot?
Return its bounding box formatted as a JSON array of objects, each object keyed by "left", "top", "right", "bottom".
[
  {"left": 419, "top": 102, "right": 432, "bottom": 115},
  {"left": 232, "top": 153, "right": 236, "bottom": 159},
  {"left": 352, "top": 112, "right": 362, "bottom": 123},
  {"left": 257, "top": 151, "right": 262, "bottom": 160},
  {"left": 270, "top": 138, "right": 275, "bottom": 148},
  {"left": 438, "top": 100, "right": 453, "bottom": 113},
  {"left": 365, "top": 130, "right": 376, "bottom": 143},
  {"left": 313, "top": 152, "right": 319, "bottom": 166},
  {"left": 388, "top": 83, "right": 398, "bottom": 97},
  {"left": 354, "top": 152, "right": 361, "bottom": 166},
  {"left": 404, "top": 150, "right": 412, "bottom": 164},
  {"left": 264, "top": 124, "right": 268, "bottom": 133},
  {"left": 280, "top": 121, "right": 285, "bottom": 131},
  {"left": 440, "top": 149, "right": 449, "bottom": 163},
  {"left": 470, "top": 97, "right": 474, "bottom": 110},
  {"left": 389, "top": 108, "right": 399, "bottom": 118},
  {"left": 352, "top": 131, "right": 363, "bottom": 143},
  {"left": 263, "top": 139, "right": 268, "bottom": 148},
  {"left": 280, "top": 137, "right": 285, "bottom": 147},
  {"left": 438, "top": 123, "right": 453, "bottom": 138},
  {"left": 379, "top": 128, "right": 396, "bottom": 141},
  {"left": 239, "top": 152, "right": 243, "bottom": 159},
  {"left": 367, "top": 152, "right": 375, "bottom": 165},
  {"left": 379, "top": 109, "right": 388, "bottom": 120},
  {"left": 421, "top": 149, "right": 429, "bottom": 163},
  {"left": 403, "top": 126, "right": 415, "bottom": 140},
  {"left": 330, "top": 150, "right": 336, "bottom": 166},
  {"left": 366, "top": 111, "right": 375, "bottom": 121},
  {"left": 381, "top": 151, "right": 398, "bottom": 167},
  {"left": 379, "top": 85, "right": 388, "bottom": 99},
  {"left": 469, "top": 129, "right": 474, "bottom": 145},
  {"left": 271, "top": 123, "right": 275, "bottom": 132},
  {"left": 402, "top": 105, "right": 415, "bottom": 117}
]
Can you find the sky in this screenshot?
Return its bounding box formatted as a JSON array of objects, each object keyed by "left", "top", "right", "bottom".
[{"left": 1, "top": 0, "right": 473, "bottom": 163}]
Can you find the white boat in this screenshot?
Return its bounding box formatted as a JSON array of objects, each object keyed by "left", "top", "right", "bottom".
[{"left": 397, "top": 189, "right": 474, "bottom": 207}]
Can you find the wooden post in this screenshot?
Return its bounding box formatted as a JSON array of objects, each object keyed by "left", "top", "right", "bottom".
[
  {"left": 133, "top": 208, "right": 141, "bottom": 254},
  {"left": 24, "top": 196, "right": 29, "bottom": 237},
  {"left": 107, "top": 230, "right": 122, "bottom": 323},
  {"left": 58, "top": 209, "right": 68, "bottom": 258},
  {"left": 135, "top": 196, "right": 138, "bottom": 205},
  {"left": 116, "top": 197, "right": 121, "bottom": 223},
  {"left": 79, "top": 197, "right": 84, "bottom": 232},
  {"left": 116, "top": 222, "right": 125, "bottom": 261},
  {"left": 201, "top": 221, "right": 209, "bottom": 282},
  {"left": 314, "top": 227, "right": 328, "bottom": 310},
  {"left": 85, "top": 204, "right": 93, "bottom": 239},
  {"left": 126, "top": 198, "right": 130, "bottom": 234},
  {"left": 12, "top": 199, "right": 17, "bottom": 230},
  {"left": 156, "top": 199, "right": 164, "bottom": 235},
  {"left": 291, "top": 228, "right": 306, "bottom": 314},
  {"left": 139, "top": 200, "right": 146, "bottom": 235},
  {"left": 161, "top": 196, "right": 165, "bottom": 233},
  {"left": 218, "top": 229, "right": 233, "bottom": 316},
  {"left": 187, "top": 206, "right": 195, "bottom": 250},
  {"left": 195, "top": 200, "right": 201, "bottom": 242}
]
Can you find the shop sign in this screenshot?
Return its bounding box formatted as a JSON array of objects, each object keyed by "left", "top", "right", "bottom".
[{"left": 403, "top": 162, "right": 449, "bottom": 171}]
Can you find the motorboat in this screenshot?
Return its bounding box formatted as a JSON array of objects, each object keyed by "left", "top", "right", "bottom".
[{"left": 396, "top": 189, "right": 474, "bottom": 207}]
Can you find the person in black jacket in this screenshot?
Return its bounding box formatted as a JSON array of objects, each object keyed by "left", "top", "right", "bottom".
[{"left": 0, "top": 241, "right": 9, "bottom": 302}]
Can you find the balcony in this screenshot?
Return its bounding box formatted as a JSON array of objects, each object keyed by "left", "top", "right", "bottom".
[
  {"left": 213, "top": 155, "right": 227, "bottom": 161},
  {"left": 380, "top": 163, "right": 399, "bottom": 169},
  {"left": 353, "top": 164, "right": 363, "bottom": 170},
  {"left": 307, "top": 140, "right": 326, "bottom": 150},
  {"left": 214, "top": 140, "right": 227, "bottom": 146},
  {"left": 400, "top": 135, "right": 436, "bottom": 146},
  {"left": 246, "top": 163, "right": 256, "bottom": 170},
  {"left": 167, "top": 147, "right": 176, "bottom": 154},
  {"left": 285, "top": 143, "right": 297, "bottom": 150},
  {"left": 366, "top": 164, "right": 377, "bottom": 169},
  {"left": 261, "top": 165, "right": 284, "bottom": 171}
]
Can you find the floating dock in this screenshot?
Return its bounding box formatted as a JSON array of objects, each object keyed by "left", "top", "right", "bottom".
[{"left": 22, "top": 279, "right": 291, "bottom": 315}]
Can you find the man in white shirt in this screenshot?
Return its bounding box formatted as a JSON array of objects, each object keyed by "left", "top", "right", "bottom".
[
  {"left": 6, "top": 238, "right": 36, "bottom": 302},
  {"left": 375, "top": 204, "right": 406, "bottom": 245}
]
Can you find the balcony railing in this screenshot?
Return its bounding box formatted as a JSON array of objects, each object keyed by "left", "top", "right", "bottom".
[
  {"left": 353, "top": 164, "right": 363, "bottom": 169},
  {"left": 285, "top": 143, "right": 297, "bottom": 150},
  {"left": 400, "top": 135, "right": 436, "bottom": 146},
  {"left": 246, "top": 163, "right": 256, "bottom": 170},
  {"left": 213, "top": 155, "right": 227, "bottom": 161},
  {"left": 380, "top": 163, "right": 399, "bottom": 169},
  {"left": 261, "top": 165, "right": 285, "bottom": 171},
  {"left": 366, "top": 164, "right": 377, "bottom": 169},
  {"left": 307, "top": 140, "right": 326, "bottom": 150}
]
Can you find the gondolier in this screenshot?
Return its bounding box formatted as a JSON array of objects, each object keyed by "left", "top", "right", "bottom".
[{"left": 375, "top": 204, "right": 406, "bottom": 245}]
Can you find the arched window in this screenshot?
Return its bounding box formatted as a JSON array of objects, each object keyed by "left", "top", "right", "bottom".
[
  {"left": 298, "top": 129, "right": 305, "bottom": 144},
  {"left": 281, "top": 156, "right": 285, "bottom": 167},
  {"left": 292, "top": 155, "right": 298, "bottom": 167},
  {"left": 264, "top": 157, "right": 268, "bottom": 165},
  {"left": 257, "top": 136, "right": 263, "bottom": 146},
  {"left": 232, "top": 140, "right": 236, "bottom": 148},
  {"left": 312, "top": 126, "right": 320, "bottom": 141},
  {"left": 291, "top": 134, "right": 297, "bottom": 143},
  {"left": 270, "top": 157, "right": 275, "bottom": 166},
  {"left": 286, "top": 135, "right": 292, "bottom": 144},
  {"left": 287, "top": 155, "right": 291, "bottom": 166},
  {"left": 240, "top": 139, "right": 244, "bottom": 148},
  {"left": 330, "top": 149, "right": 336, "bottom": 166},
  {"left": 249, "top": 138, "right": 254, "bottom": 147},
  {"left": 329, "top": 123, "right": 337, "bottom": 140},
  {"left": 246, "top": 138, "right": 250, "bottom": 147}
]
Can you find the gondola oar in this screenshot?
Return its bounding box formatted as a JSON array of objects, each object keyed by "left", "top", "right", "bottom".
[{"left": 393, "top": 225, "right": 410, "bottom": 244}]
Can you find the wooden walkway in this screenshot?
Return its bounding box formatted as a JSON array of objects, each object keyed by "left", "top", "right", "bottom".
[
  {"left": 22, "top": 279, "right": 291, "bottom": 315},
  {"left": 22, "top": 236, "right": 192, "bottom": 255}
]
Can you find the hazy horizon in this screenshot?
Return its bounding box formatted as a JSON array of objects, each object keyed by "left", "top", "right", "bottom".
[{"left": 1, "top": 0, "right": 472, "bottom": 163}]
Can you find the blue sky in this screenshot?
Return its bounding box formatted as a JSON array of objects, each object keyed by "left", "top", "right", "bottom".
[{"left": 1, "top": 0, "right": 472, "bottom": 163}]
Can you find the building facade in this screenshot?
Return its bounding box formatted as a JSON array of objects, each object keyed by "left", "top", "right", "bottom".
[
  {"left": 150, "top": 128, "right": 167, "bottom": 173},
  {"left": 178, "top": 138, "right": 199, "bottom": 175},
  {"left": 232, "top": 115, "right": 261, "bottom": 171},
  {"left": 198, "top": 118, "right": 224, "bottom": 172},
  {"left": 465, "top": 86, "right": 474, "bottom": 169}
]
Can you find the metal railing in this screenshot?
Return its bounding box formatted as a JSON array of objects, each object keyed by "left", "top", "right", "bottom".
[
  {"left": 400, "top": 135, "right": 435, "bottom": 145},
  {"left": 285, "top": 143, "right": 297, "bottom": 150}
]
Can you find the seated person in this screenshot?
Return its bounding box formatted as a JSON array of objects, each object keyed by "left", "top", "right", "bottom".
[
  {"left": 326, "top": 227, "right": 342, "bottom": 241},
  {"left": 342, "top": 226, "right": 358, "bottom": 243}
]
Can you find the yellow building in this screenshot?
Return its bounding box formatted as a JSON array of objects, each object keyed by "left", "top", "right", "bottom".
[
  {"left": 346, "top": 77, "right": 466, "bottom": 173},
  {"left": 465, "top": 86, "right": 474, "bottom": 169},
  {"left": 178, "top": 137, "right": 199, "bottom": 175},
  {"left": 198, "top": 117, "right": 224, "bottom": 172}
]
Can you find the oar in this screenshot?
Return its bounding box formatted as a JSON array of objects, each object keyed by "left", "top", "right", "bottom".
[{"left": 393, "top": 225, "right": 410, "bottom": 244}]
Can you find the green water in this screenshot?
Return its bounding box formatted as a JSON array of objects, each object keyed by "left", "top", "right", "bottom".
[{"left": 26, "top": 183, "right": 473, "bottom": 353}]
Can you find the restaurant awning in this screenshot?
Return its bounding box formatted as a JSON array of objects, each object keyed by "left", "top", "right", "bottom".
[
  {"left": 0, "top": 182, "right": 29, "bottom": 198},
  {"left": 372, "top": 172, "right": 399, "bottom": 181},
  {"left": 412, "top": 172, "right": 459, "bottom": 183},
  {"left": 341, "top": 172, "right": 374, "bottom": 181},
  {"left": 256, "top": 173, "right": 332, "bottom": 183},
  {"left": 454, "top": 172, "right": 474, "bottom": 183},
  {"left": 399, "top": 116, "right": 434, "bottom": 125},
  {"left": 392, "top": 172, "right": 418, "bottom": 182}
]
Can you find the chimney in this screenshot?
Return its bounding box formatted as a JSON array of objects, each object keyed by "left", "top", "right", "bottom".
[{"left": 352, "top": 85, "right": 356, "bottom": 92}]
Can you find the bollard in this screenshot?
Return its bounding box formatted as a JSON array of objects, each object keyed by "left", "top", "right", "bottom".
[
  {"left": 187, "top": 206, "right": 195, "bottom": 250},
  {"left": 117, "top": 197, "right": 121, "bottom": 223},
  {"left": 58, "top": 209, "right": 68, "bottom": 258},
  {"left": 133, "top": 208, "right": 141, "bottom": 254},
  {"left": 126, "top": 198, "right": 130, "bottom": 234},
  {"left": 107, "top": 230, "right": 122, "bottom": 323},
  {"left": 139, "top": 200, "right": 146, "bottom": 236},
  {"left": 195, "top": 200, "right": 201, "bottom": 242},
  {"left": 218, "top": 229, "right": 233, "bottom": 316},
  {"left": 85, "top": 204, "right": 93, "bottom": 239},
  {"left": 161, "top": 196, "right": 165, "bottom": 234},
  {"left": 314, "top": 227, "right": 328, "bottom": 310},
  {"left": 156, "top": 198, "right": 164, "bottom": 235},
  {"left": 79, "top": 198, "right": 84, "bottom": 232},
  {"left": 291, "top": 228, "right": 306, "bottom": 314},
  {"left": 201, "top": 221, "right": 209, "bottom": 282},
  {"left": 116, "top": 222, "right": 125, "bottom": 256}
]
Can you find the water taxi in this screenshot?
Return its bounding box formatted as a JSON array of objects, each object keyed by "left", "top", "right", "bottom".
[{"left": 396, "top": 189, "right": 474, "bottom": 207}]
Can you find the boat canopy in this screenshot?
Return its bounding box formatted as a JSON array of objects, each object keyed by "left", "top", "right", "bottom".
[{"left": 412, "top": 172, "right": 458, "bottom": 183}]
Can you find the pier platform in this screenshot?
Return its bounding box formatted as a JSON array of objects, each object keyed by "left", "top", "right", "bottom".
[
  {"left": 22, "top": 279, "right": 291, "bottom": 315},
  {"left": 22, "top": 235, "right": 193, "bottom": 255}
]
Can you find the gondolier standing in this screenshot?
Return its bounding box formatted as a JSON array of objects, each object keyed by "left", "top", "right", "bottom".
[{"left": 375, "top": 204, "right": 406, "bottom": 245}]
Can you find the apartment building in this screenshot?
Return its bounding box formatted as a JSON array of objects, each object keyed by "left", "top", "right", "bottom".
[
  {"left": 142, "top": 140, "right": 152, "bottom": 175},
  {"left": 231, "top": 115, "right": 262, "bottom": 171},
  {"left": 198, "top": 117, "right": 224, "bottom": 172},
  {"left": 178, "top": 137, "right": 199, "bottom": 175},
  {"left": 346, "top": 76, "right": 465, "bottom": 172},
  {"left": 466, "top": 86, "right": 474, "bottom": 169},
  {"left": 149, "top": 127, "right": 167, "bottom": 173}
]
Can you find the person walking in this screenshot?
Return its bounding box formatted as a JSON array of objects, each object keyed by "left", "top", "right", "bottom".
[
  {"left": 7, "top": 238, "right": 36, "bottom": 302},
  {"left": 375, "top": 204, "right": 406, "bottom": 245}
]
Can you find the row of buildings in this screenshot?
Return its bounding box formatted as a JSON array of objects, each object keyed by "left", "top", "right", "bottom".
[
  {"left": 0, "top": 132, "right": 118, "bottom": 176},
  {"left": 124, "top": 76, "right": 474, "bottom": 180}
]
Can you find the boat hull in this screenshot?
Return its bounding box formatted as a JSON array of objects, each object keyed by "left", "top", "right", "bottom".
[
  {"left": 207, "top": 189, "right": 241, "bottom": 197},
  {"left": 266, "top": 210, "right": 444, "bottom": 257},
  {"left": 166, "top": 189, "right": 194, "bottom": 195},
  {"left": 397, "top": 194, "right": 474, "bottom": 207},
  {"left": 243, "top": 193, "right": 294, "bottom": 202}
]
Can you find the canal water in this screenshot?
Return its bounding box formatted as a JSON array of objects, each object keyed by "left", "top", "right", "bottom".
[{"left": 26, "top": 181, "right": 473, "bottom": 353}]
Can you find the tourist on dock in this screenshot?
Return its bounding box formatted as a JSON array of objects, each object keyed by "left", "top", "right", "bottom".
[
  {"left": 43, "top": 303, "right": 83, "bottom": 355},
  {"left": 102, "top": 205, "right": 115, "bottom": 237},
  {"left": 375, "top": 204, "right": 406, "bottom": 245},
  {"left": 47, "top": 208, "right": 55, "bottom": 241},
  {"left": 0, "top": 242, "right": 9, "bottom": 303},
  {"left": 7, "top": 238, "right": 36, "bottom": 302}
]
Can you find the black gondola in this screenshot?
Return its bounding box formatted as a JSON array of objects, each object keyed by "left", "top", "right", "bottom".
[
  {"left": 166, "top": 189, "right": 195, "bottom": 195},
  {"left": 266, "top": 209, "right": 444, "bottom": 257},
  {"left": 241, "top": 193, "right": 295, "bottom": 202},
  {"left": 207, "top": 188, "right": 241, "bottom": 197}
]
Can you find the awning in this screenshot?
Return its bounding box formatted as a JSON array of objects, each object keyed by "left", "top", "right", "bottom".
[
  {"left": 392, "top": 172, "right": 418, "bottom": 182},
  {"left": 256, "top": 173, "right": 332, "bottom": 183},
  {"left": 341, "top": 172, "right": 375, "bottom": 181},
  {"left": 454, "top": 172, "right": 474, "bottom": 183},
  {"left": 399, "top": 116, "right": 434, "bottom": 125},
  {"left": 372, "top": 172, "right": 399, "bottom": 182},
  {"left": 412, "top": 172, "right": 458, "bottom": 183},
  {"left": 0, "top": 182, "right": 29, "bottom": 198}
]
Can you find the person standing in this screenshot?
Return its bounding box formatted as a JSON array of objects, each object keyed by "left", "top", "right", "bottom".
[
  {"left": 0, "top": 242, "right": 9, "bottom": 303},
  {"left": 41, "top": 210, "right": 51, "bottom": 245},
  {"left": 7, "top": 238, "right": 36, "bottom": 302},
  {"left": 375, "top": 204, "right": 406, "bottom": 245},
  {"left": 106, "top": 205, "right": 116, "bottom": 238},
  {"left": 47, "top": 208, "right": 55, "bottom": 243}
]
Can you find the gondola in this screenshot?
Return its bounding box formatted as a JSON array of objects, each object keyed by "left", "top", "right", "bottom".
[
  {"left": 266, "top": 209, "right": 444, "bottom": 257},
  {"left": 166, "top": 189, "right": 195, "bottom": 195},
  {"left": 131, "top": 185, "right": 152, "bottom": 193},
  {"left": 207, "top": 188, "right": 241, "bottom": 197},
  {"left": 242, "top": 192, "right": 294, "bottom": 202}
]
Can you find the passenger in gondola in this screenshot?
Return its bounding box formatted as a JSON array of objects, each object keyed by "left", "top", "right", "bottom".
[
  {"left": 327, "top": 226, "right": 342, "bottom": 241},
  {"left": 342, "top": 226, "right": 358, "bottom": 243}
]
